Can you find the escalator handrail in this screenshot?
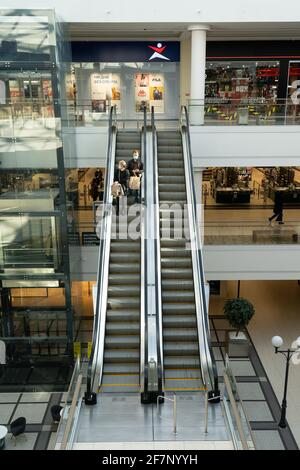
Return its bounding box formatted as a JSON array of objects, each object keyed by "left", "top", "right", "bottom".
[
  {"left": 140, "top": 106, "right": 148, "bottom": 394},
  {"left": 151, "top": 106, "right": 164, "bottom": 393},
  {"left": 86, "top": 105, "right": 117, "bottom": 395},
  {"left": 180, "top": 105, "right": 219, "bottom": 393}
]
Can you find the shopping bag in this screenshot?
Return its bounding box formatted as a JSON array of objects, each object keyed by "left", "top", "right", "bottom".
[
  {"left": 129, "top": 176, "right": 140, "bottom": 190},
  {"left": 111, "top": 182, "right": 124, "bottom": 197}
]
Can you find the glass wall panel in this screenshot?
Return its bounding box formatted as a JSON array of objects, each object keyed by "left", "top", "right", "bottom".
[
  {"left": 0, "top": 10, "right": 74, "bottom": 384},
  {"left": 72, "top": 61, "right": 180, "bottom": 122},
  {"left": 0, "top": 214, "right": 62, "bottom": 273},
  {"left": 205, "top": 61, "right": 279, "bottom": 101},
  {"left": 286, "top": 61, "right": 300, "bottom": 123}
]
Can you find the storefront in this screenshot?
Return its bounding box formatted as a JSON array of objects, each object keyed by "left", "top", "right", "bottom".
[
  {"left": 205, "top": 60, "right": 279, "bottom": 101},
  {"left": 203, "top": 166, "right": 300, "bottom": 207},
  {"left": 70, "top": 41, "right": 180, "bottom": 121}
]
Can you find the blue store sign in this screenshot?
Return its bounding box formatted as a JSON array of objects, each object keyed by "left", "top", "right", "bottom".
[{"left": 71, "top": 41, "right": 180, "bottom": 63}]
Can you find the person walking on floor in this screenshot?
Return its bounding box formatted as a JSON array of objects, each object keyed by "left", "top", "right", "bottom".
[{"left": 268, "top": 190, "right": 284, "bottom": 225}]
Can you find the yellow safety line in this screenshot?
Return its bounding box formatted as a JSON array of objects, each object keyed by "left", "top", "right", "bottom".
[
  {"left": 101, "top": 383, "right": 139, "bottom": 387},
  {"left": 103, "top": 373, "right": 138, "bottom": 376},
  {"left": 165, "top": 377, "right": 201, "bottom": 381},
  {"left": 165, "top": 387, "right": 207, "bottom": 391}
]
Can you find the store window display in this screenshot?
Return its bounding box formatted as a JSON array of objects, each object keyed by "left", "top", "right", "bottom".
[
  {"left": 206, "top": 61, "right": 279, "bottom": 101},
  {"left": 205, "top": 61, "right": 279, "bottom": 123},
  {"left": 210, "top": 167, "right": 252, "bottom": 204},
  {"left": 72, "top": 61, "right": 179, "bottom": 122},
  {"left": 203, "top": 166, "right": 300, "bottom": 209},
  {"left": 286, "top": 61, "right": 300, "bottom": 122}
]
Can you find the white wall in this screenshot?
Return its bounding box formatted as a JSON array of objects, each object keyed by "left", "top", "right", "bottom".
[
  {"left": 190, "top": 126, "right": 300, "bottom": 168},
  {"left": 70, "top": 245, "right": 300, "bottom": 281},
  {"left": 1, "top": 1, "right": 300, "bottom": 24},
  {"left": 68, "top": 125, "right": 300, "bottom": 169},
  {"left": 204, "top": 245, "right": 300, "bottom": 280}
]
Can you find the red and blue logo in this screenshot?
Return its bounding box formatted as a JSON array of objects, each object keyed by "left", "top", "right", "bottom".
[{"left": 148, "top": 43, "right": 170, "bottom": 61}]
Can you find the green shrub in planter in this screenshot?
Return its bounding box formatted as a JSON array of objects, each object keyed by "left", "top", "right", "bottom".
[{"left": 224, "top": 298, "right": 255, "bottom": 336}]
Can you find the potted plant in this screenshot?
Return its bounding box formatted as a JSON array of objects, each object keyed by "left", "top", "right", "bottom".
[{"left": 224, "top": 298, "right": 255, "bottom": 356}]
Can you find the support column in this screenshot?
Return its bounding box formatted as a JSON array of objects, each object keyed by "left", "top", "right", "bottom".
[{"left": 188, "top": 25, "right": 210, "bottom": 125}]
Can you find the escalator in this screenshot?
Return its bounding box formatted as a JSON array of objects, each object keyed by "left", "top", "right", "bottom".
[
  {"left": 154, "top": 107, "right": 219, "bottom": 398},
  {"left": 101, "top": 130, "right": 142, "bottom": 393},
  {"left": 86, "top": 109, "right": 146, "bottom": 401},
  {"left": 157, "top": 130, "right": 203, "bottom": 391}
]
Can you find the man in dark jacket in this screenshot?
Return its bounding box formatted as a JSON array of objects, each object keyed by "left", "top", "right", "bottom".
[
  {"left": 127, "top": 150, "right": 143, "bottom": 203},
  {"left": 269, "top": 190, "right": 284, "bottom": 225}
]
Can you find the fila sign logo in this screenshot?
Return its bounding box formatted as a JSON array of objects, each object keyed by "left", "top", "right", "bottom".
[{"left": 148, "top": 43, "right": 170, "bottom": 61}]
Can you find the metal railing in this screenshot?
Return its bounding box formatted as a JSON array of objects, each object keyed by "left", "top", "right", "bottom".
[
  {"left": 222, "top": 358, "right": 256, "bottom": 450},
  {"left": 181, "top": 105, "right": 219, "bottom": 398},
  {"left": 55, "top": 357, "right": 83, "bottom": 450},
  {"left": 86, "top": 105, "right": 117, "bottom": 396}
]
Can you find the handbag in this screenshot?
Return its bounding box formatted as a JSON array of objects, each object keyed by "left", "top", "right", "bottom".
[
  {"left": 111, "top": 182, "right": 124, "bottom": 197},
  {"left": 129, "top": 176, "right": 140, "bottom": 190}
]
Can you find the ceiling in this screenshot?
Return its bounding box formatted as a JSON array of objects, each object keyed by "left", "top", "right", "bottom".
[{"left": 68, "top": 22, "right": 300, "bottom": 41}]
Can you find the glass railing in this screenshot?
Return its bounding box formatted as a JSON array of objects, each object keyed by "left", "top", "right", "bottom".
[
  {"left": 55, "top": 357, "right": 84, "bottom": 450},
  {"left": 204, "top": 219, "right": 300, "bottom": 245},
  {"left": 66, "top": 218, "right": 300, "bottom": 247},
  {"left": 222, "top": 357, "right": 256, "bottom": 450},
  {"left": 188, "top": 98, "right": 300, "bottom": 126},
  {"left": 3, "top": 98, "right": 300, "bottom": 129}
]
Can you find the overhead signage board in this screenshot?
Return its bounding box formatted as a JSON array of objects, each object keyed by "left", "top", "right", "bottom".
[{"left": 71, "top": 41, "right": 180, "bottom": 63}]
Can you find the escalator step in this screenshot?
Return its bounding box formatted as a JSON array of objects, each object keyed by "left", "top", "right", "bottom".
[
  {"left": 108, "top": 286, "right": 141, "bottom": 297},
  {"left": 163, "top": 328, "right": 198, "bottom": 341},
  {"left": 161, "top": 258, "right": 192, "bottom": 268},
  {"left": 108, "top": 274, "right": 140, "bottom": 285},
  {"left": 104, "top": 350, "right": 140, "bottom": 363},
  {"left": 106, "top": 310, "right": 140, "bottom": 322},
  {"left": 105, "top": 335, "right": 140, "bottom": 347},
  {"left": 163, "top": 315, "right": 197, "bottom": 328},
  {"left": 109, "top": 264, "right": 140, "bottom": 273},
  {"left": 163, "top": 343, "right": 199, "bottom": 354},
  {"left": 164, "top": 357, "right": 201, "bottom": 368},
  {"left": 107, "top": 297, "right": 140, "bottom": 309},
  {"left": 162, "top": 292, "right": 195, "bottom": 303},
  {"left": 105, "top": 323, "right": 140, "bottom": 334},
  {"left": 162, "top": 280, "right": 194, "bottom": 290}
]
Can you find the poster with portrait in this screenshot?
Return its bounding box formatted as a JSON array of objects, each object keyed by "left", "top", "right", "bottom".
[
  {"left": 135, "top": 73, "right": 164, "bottom": 113},
  {"left": 65, "top": 73, "right": 76, "bottom": 101},
  {"left": 91, "top": 73, "right": 121, "bottom": 113},
  {"left": 149, "top": 73, "right": 164, "bottom": 113}
]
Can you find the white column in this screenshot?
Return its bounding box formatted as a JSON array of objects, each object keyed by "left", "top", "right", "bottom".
[{"left": 188, "top": 24, "right": 210, "bottom": 125}]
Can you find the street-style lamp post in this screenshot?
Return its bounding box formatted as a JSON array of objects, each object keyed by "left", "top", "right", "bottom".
[{"left": 271, "top": 336, "right": 300, "bottom": 429}]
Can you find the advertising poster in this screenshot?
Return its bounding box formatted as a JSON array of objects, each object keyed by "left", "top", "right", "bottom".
[
  {"left": 91, "top": 73, "right": 121, "bottom": 113},
  {"left": 9, "top": 80, "right": 22, "bottom": 101},
  {"left": 135, "top": 73, "right": 164, "bottom": 113},
  {"left": 65, "top": 74, "right": 76, "bottom": 101},
  {"left": 0, "top": 80, "right": 6, "bottom": 104},
  {"left": 149, "top": 73, "right": 164, "bottom": 113}
]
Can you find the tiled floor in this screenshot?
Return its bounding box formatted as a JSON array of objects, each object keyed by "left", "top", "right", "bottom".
[
  {"left": 0, "top": 391, "right": 63, "bottom": 450},
  {"left": 72, "top": 392, "right": 230, "bottom": 448},
  {"left": 210, "top": 280, "right": 300, "bottom": 450}
]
